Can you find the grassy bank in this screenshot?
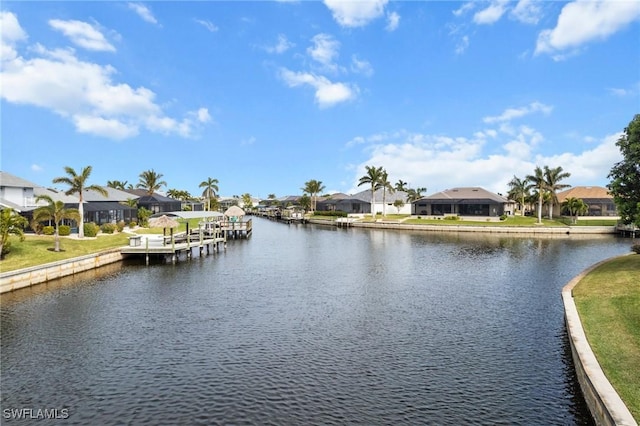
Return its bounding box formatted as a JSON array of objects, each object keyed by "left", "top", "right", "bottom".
[
  {"left": 1, "top": 234, "right": 129, "bottom": 272},
  {"left": 572, "top": 255, "right": 640, "bottom": 421}
]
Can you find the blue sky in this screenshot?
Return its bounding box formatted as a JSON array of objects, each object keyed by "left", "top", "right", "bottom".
[{"left": 1, "top": 1, "right": 639, "bottom": 199}]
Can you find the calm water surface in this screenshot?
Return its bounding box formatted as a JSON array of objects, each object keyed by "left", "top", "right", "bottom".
[{"left": 1, "top": 219, "right": 633, "bottom": 425}]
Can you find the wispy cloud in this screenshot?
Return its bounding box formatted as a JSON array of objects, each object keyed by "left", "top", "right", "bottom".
[
  {"left": 483, "top": 102, "right": 553, "bottom": 124},
  {"left": 386, "top": 11, "right": 400, "bottom": 32},
  {"left": 265, "top": 34, "right": 294, "bottom": 54},
  {"left": 49, "top": 19, "right": 115, "bottom": 52},
  {"left": 128, "top": 3, "right": 158, "bottom": 25},
  {"left": 195, "top": 19, "right": 218, "bottom": 33},
  {"left": 473, "top": 0, "right": 509, "bottom": 25},
  {"left": 279, "top": 68, "right": 357, "bottom": 108},
  {"left": 307, "top": 33, "right": 340, "bottom": 72}
]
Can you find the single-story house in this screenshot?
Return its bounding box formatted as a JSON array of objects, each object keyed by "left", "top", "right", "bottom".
[
  {"left": 125, "top": 189, "right": 182, "bottom": 214},
  {"left": 554, "top": 186, "right": 618, "bottom": 217},
  {"left": 81, "top": 186, "right": 138, "bottom": 225},
  {"left": 413, "top": 187, "right": 514, "bottom": 217},
  {"left": 331, "top": 188, "right": 411, "bottom": 215},
  {"left": 315, "top": 193, "right": 350, "bottom": 211}
]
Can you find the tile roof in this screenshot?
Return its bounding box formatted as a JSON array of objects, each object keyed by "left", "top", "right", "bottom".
[
  {"left": 419, "top": 187, "right": 508, "bottom": 203},
  {"left": 0, "top": 171, "right": 40, "bottom": 188},
  {"left": 556, "top": 186, "right": 612, "bottom": 201}
]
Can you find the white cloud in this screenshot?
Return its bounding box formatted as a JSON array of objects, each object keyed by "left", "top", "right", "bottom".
[
  {"left": 195, "top": 19, "right": 218, "bottom": 32},
  {"left": 453, "top": 2, "right": 475, "bottom": 17},
  {"left": 510, "top": 0, "right": 542, "bottom": 25},
  {"left": 73, "top": 115, "right": 139, "bottom": 139},
  {"left": 1, "top": 11, "right": 28, "bottom": 61},
  {"left": 1, "top": 15, "right": 209, "bottom": 140},
  {"left": 323, "top": 0, "right": 388, "bottom": 27},
  {"left": 535, "top": 0, "right": 640, "bottom": 56},
  {"left": 455, "top": 35, "right": 469, "bottom": 55},
  {"left": 279, "top": 68, "right": 357, "bottom": 108},
  {"left": 307, "top": 33, "right": 340, "bottom": 71},
  {"left": 49, "top": 19, "right": 115, "bottom": 52},
  {"left": 473, "top": 0, "right": 509, "bottom": 25},
  {"left": 483, "top": 102, "right": 553, "bottom": 124},
  {"left": 31, "top": 164, "right": 43, "bottom": 172},
  {"left": 347, "top": 127, "right": 621, "bottom": 195},
  {"left": 351, "top": 55, "right": 373, "bottom": 77},
  {"left": 265, "top": 34, "right": 294, "bottom": 54},
  {"left": 386, "top": 11, "right": 400, "bottom": 31},
  {"left": 128, "top": 3, "right": 158, "bottom": 25}
]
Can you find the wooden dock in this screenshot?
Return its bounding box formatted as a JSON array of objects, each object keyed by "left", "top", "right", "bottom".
[
  {"left": 121, "top": 228, "right": 226, "bottom": 265},
  {"left": 250, "top": 210, "right": 307, "bottom": 224}
]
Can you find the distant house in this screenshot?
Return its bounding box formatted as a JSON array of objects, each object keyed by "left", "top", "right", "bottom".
[
  {"left": 82, "top": 186, "right": 138, "bottom": 225},
  {"left": 316, "top": 193, "right": 350, "bottom": 211},
  {"left": 555, "top": 186, "right": 617, "bottom": 217},
  {"left": 413, "top": 187, "right": 514, "bottom": 217},
  {"left": 0, "top": 171, "right": 41, "bottom": 212},
  {"left": 330, "top": 188, "right": 411, "bottom": 215},
  {"left": 124, "top": 189, "right": 182, "bottom": 214}
]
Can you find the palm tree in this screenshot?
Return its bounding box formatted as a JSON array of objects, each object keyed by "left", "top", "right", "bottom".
[
  {"left": 33, "top": 195, "right": 80, "bottom": 252},
  {"left": 544, "top": 166, "right": 571, "bottom": 219},
  {"left": 379, "top": 170, "right": 394, "bottom": 217},
  {"left": 562, "top": 197, "right": 588, "bottom": 224},
  {"left": 406, "top": 187, "right": 427, "bottom": 203},
  {"left": 302, "top": 179, "right": 325, "bottom": 212},
  {"left": 507, "top": 176, "right": 530, "bottom": 216},
  {"left": 106, "top": 180, "right": 128, "bottom": 190},
  {"left": 199, "top": 177, "right": 219, "bottom": 211},
  {"left": 0, "top": 208, "right": 29, "bottom": 259},
  {"left": 358, "top": 165, "right": 384, "bottom": 217},
  {"left": 53, "top": 166, "right": 107, "bottom": 238},
  {"left": 526, "top": 166, "right": 547, "bottom": 224},
  {"left": 137, "top": 169, "right": 167, "bottom": 195},
  {"left": 395, "top": 180, "right": 408, "bottom": 192},
  {"left": 241, "top": 193, "right": 254, "bottom": 209}
]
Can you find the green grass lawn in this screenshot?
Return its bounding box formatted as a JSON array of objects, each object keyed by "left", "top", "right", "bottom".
[
  {"left": 404, "top": 215, "right": 567, "bottom": 226},
  {"left": 573, "top": 255, "right": 640, "bottom": 421},
  {"left": 1, "top": 234, "right": 129, "bottom": 272}
]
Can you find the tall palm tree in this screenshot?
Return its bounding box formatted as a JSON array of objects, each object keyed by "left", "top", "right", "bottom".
[
  {"left": 106, "top": 180, "right": 128, "bottom": 190},
  {"left": 33, "top": 195, "right": 80, "bottom": 252},
  {"left": 137, "top": 169, "right": 167, "bottom": 195},
  {"left": 544, "top": 165, "right": 571, "bottom": 219},
  {"left": 379, "top": 170, "right": 394, "bottom": 217},
  {"left": 199, "top": 177, "right": 219, "bottom": 211},
  {"left": 0, "top": 208, "right": 29, "bottom": 259},
  {"left": 395, "top": 180, "right": 408, "bottom": 192},
  {"left": 358, "top": 165, "right": 384, "bottom": 217},
  {"left": 526, "top": 166, "right": 547, "bottom": 224},
  {"left": 507, "top": 176, "right": 530, "bottom": 216},
  {"left": 562, "top": 197, "right": 588, "bottom": 224},
  {"left": 53, "top": 166, "right": 107, "bottom": 238},
  {"left": 302, "top": 179, "right": 325, "bottom": 212}
]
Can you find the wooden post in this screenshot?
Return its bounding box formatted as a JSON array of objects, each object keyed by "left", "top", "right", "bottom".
[{"left": 145, "top": 237, "right": 149, "bottom": 266}]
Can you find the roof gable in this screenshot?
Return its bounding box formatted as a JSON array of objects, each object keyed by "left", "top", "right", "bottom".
[
  {"left": 0, "top": 171, "right": 39, "bottom": 189},
  {"left": 420, "top": 187, "right": 507, "bottom": 203},
  {"left": 556, "top": 186, "right": 612, "bottom": 201}
]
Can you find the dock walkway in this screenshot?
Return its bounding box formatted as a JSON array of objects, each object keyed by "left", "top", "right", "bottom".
[{"left": 122, "top": 229, "right": 226, "bottom": 265}]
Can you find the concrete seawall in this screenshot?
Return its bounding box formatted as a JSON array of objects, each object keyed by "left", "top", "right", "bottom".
[
  {"left": 562, "top": 257, "right": 637, "bottom": 426},
  {"left": 0, "top": 249, "right": 124, "bottom": 294},
  {"left": 309, "top": 218, "right": 616, "bottom": 235}
]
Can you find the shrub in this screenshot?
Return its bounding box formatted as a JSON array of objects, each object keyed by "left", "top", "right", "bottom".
[
  {"left": 84, "top": 222, "right": 100, "bottom": 237},
  {"left": 312, "top": 210, "right": 348, "bottom": 218},
  {"left": 58, "top": 225, "right": 71, "bottom": 236},
  {"left": 116, "top": 221, "right": 126, "bottom": 232},
  {"left": 100, "top": 223, "right": 117, "bottom": 234},
  {"left": 632, "top": 243, "right": 640, "bottom": 254},
  {"left": 128, "top": 220, "right": 137, "bottom": 228},
  {"left": 43, "top": 226, "right": 55, "bottom": 235},
  {"left": 444, "top": 215, "right": 460, "bottom": 221},
  {"left": 500, "top": 214, "right": 508, "bottom": 221}
]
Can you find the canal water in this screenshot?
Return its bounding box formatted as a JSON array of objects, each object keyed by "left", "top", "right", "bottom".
[{"left": 1, "top": 219, "right": 633, "bottom": 425}]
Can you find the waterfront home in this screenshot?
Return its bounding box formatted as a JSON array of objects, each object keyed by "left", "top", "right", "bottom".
[
  {"left": 554, "top": 186, "right": 618, "bottom": 217},
  {"left": 315, "top": 193, "right": 350, "bottom": 212},
  {"left": 0, "top": 171, "right": 41, "bottom": 212},
  {"left": 81, "top": 186, "right": 138, "bottom": 225},
  {"left": 326, "top": 188, "right": 411, "bottom": 215},
  {"left": 412, "top": 187, "right": 514, "bottom": 217},
  {"left": 124, "top": 189, "right": 182, "bottom": 214}
]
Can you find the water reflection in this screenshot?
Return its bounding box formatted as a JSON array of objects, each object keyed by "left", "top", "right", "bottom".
[{"left": 1, "top": 219, "right": 631, "bottom": 425}]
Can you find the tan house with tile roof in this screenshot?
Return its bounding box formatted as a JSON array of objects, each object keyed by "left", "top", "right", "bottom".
[{"left": 555, "top": 186, "right": 617, "bottom": 217}]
